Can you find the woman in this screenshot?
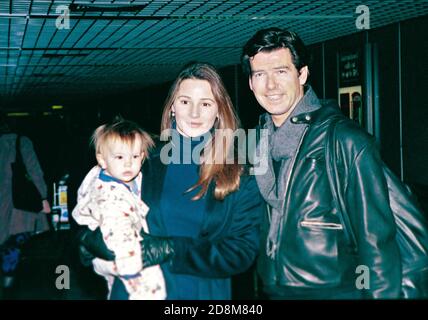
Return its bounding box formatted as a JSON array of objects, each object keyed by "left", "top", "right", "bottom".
[{"left": 80, "top": 63, "right": 262, "bottom": 300}]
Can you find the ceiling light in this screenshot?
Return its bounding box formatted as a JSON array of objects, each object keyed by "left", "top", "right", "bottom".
[
  {"left": 42, "top": 53, "right": 89, "bottom": 58},
  {"left": 69, "top": 3, "right": 147, "bottom": 13}
]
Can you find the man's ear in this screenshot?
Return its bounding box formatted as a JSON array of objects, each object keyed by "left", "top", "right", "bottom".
[
  {"left": 249, "top": 76, "right": 254, "bottom": 91},
  {"left": 96, "top": 153, "right": 107, "bottom": 169},
  {"left": 299, "top": 66, "right": 309, "bottom": 86}
]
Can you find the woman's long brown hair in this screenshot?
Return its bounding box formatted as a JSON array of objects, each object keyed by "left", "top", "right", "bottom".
[{"left": 160, "top": 63, "right": 243, "bottom": 201}]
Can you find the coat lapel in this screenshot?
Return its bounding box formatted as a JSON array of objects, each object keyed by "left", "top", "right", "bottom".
[
  {"left": 141, "top": 145, "right": 168, "bottom": 234},
  {"left": 141, "top": 152, "right": 166, "bottom": 207}
]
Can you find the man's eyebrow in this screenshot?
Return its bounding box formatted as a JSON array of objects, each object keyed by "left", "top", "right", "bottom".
[
  {"left": 251, "top": 65, "right": 291, "bottom": 74},
  {"left": 251, "top": 69, "right": 264, "bottom": 75},
  {"left": 274, "top": 65, "right": 291, "bottom": 70}
]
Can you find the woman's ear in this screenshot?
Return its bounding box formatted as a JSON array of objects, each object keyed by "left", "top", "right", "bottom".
[{"left": 214, "top": 114, "right": 220, "bottom": 127}]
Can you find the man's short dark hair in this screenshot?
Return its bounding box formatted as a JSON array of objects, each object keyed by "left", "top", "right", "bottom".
[{"left": 241, "top": 27, "right": 311, "bottom": 77}]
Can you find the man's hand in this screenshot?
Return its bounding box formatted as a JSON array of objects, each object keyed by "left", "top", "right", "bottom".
[{"left": 140, "top": 231, "right": 175, "bottom": 268}]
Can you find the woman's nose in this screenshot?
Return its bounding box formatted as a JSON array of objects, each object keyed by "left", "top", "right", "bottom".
[{"left": 190, "top": 104, "right": 200, "bottom": 118}]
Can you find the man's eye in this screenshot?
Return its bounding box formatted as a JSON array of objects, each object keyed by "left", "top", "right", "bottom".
[
  {"left": 278, "top": 69, "right": 287, "bottom": 74},
  {"left": 253, "top": 72, "right": 263, "bottom": 78},
  {"left": 115, "top": 156, "right": 123, "bottom": 160},
  {"left": 133, "top": 155, "right": 141, "bottom": 159}
]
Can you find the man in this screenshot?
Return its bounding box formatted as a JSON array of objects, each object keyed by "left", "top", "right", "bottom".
[{"left": 242, "top": 27, "right": 401, "bottom": 299}]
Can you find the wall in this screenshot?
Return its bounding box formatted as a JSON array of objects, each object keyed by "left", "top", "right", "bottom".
[{"left": 401, "top": 17, "right": 428, "bottom": 185}]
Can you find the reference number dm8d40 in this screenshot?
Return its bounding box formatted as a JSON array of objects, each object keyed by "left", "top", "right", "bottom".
[{"left": 163, "top": 304, "right": 263, "bottom": 317}]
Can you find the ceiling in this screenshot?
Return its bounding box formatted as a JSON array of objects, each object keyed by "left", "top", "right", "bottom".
[{"left": 1, "top": 0, "right": 428, "bottom": 101}]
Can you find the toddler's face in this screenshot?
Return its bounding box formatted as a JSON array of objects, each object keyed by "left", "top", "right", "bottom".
[{"left": 97, "top": 138, "right": 144, "bottom": 183}]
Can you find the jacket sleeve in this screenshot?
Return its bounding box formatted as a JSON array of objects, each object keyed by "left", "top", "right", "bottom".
[
  {"left": 168, "top": 176, "right": 263, "bottom": 278},
  {"left": 344, "top": 139, "right": 401, "bottom": 298}
]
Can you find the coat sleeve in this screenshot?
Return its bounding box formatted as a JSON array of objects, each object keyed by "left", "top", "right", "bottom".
[
  {"left": 20, "top": 136, "right": 48, "bottom": 199},
  {"left": 344, "top": 139, "right": 401, "bottom": 298},
  {"left": 168, "top": 176, "right": 263, "bottom": 278}
]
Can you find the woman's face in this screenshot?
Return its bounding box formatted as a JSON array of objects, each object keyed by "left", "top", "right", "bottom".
[{"left": 172, "top": 79, "right": 219, "bottom": 137}]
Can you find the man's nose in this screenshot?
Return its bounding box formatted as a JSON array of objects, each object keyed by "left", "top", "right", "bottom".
[{"left": 266, "top": 74, "right": 277, "bottom": 90}]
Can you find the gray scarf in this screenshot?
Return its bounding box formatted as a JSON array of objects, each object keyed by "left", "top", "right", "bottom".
[{"left": 255, "top": 86, "right": 322, "bottom": 259}]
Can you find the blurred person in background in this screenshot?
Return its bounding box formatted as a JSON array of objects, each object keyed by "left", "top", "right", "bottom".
[{"left": 0, "top": 109, "right": 51, "bottom": 288}]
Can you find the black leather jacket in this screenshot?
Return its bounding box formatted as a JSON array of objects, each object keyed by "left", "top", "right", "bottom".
[{"left": 257, "top": 102, "right": 402, "bottom": 299}]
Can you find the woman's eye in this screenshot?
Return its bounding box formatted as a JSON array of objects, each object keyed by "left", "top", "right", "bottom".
[
  {"left": 115, "top": 156, "right": 123, "bottom": 160},
  {"left": 180, "top": 99, "right": 189, "bottom": 105},
  {"left": 202, "top": 102, "right": 211, "bottom": 107},
  {"left": 133, "top": 155, "right": 140, "bottom": 159}
]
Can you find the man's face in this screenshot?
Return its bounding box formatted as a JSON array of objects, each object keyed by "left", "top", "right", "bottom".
[{"left": 249, "top": 48, "right": 308, "bottom": 127}]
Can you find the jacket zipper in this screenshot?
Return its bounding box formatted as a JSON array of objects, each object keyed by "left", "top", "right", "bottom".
[{"left": 274, "top": 126, "right": 309, "bottom": 277}]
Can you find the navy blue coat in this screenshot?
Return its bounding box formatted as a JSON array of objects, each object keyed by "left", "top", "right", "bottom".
[{"left": 141, "top": 143, "right": 263, "bottom": 299}]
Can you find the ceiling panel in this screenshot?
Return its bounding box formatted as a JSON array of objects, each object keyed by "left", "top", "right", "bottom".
[{"left": 0, "top": 0, "right": 427, "bottom": 100}]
